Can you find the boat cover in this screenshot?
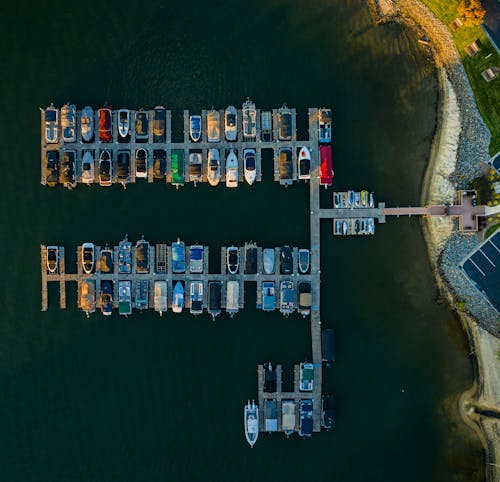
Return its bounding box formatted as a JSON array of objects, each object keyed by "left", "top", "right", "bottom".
[
  {"left": 279, "top": 149, "right": 292, "bottom": 180},
  {"left": 322, "top": 329, "right": 335, "bottom": 362},
  {"left": 320, "top": 145, "right": 333, "bottom": 186}
]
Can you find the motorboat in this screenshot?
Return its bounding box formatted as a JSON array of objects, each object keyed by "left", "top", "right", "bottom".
[
  {"left": 44, "top": 104, "right": 59, "bottom": 143},
  {"left": 298, "top": 146, "right": 311, "bottom": 180},
  {"left": 361, "top": 190, "right": 368, "bottom": 207},
  {"left": 226, "top": 246, "right": 239, "bottom": 274},
  {"left": 224, "top": 105, "right": 237, "bottom": 141},
  {"left": 369, "top": 192, "right": 375, "bottom": 208},
  {"left": 279, "top": 148, "right": 293, "bottom": 187},
  {"left": 242, "top": 98, "right": 256, "bottom": 139},
  {"left": 118, "top": 109, "right": 130, "bottom": 138},
  {"left": 153, "top": 149, "right": 166, "bottom": 179},
  {"left": 368, "top": 218, "right": 375, "bottom": 234},
  {"left": 243, "top": 149, "right": 256, "bottom": 185},
  {"left": 225, "top": 149, "right": 238, "bottom": 188},
  {"left": 99, "top": 149, "right": 112, "bottom": 186},
  {"left": 299, "top": 400, "right": 313, "bottom": 438},
  {"left": 60, "top": 150, "right": 76, "bottom": 189},
  {"left": 100, "top": 280, "right": 113, "bottom": 316},
  {"left": 153, "top": 106, "right": 166, "bottom": 142},
  {"left": 298, "top": 282, "right": 312, "bottom": 317},
  {"left": 298, "top": 249, "right": 310, "bottom": 274},
  {"left": 278, "top": 105, "right": 292, "bottom": 141},
  {"left": 189, "top": 115, "right": 201, "bottom": 142},
  {"left": 279, "top": 281, "right": 295, "bottom": 317},
  {"left": 319, "top": 108, "right": 332, "bottom": 143},
  {"left": 154, "top": 281, "right": 168, "bottom": 316},
  {"left": 263, "top": 248, "right": 275, "bottom": 274},
  {"left": 135, "top": 237, "right": 150, "bottom": 274},
  {"left": 342, "top": 221, "right": 348, "bottom": 236},
  {"left": 45, "top": 150, "right": 59, "bottom": 187},
  {"left": 99, "top": 246, "right": 114, "bottom": 274},
  {"left": 172, "top": 281, "right": 184, "bottom": 313},
  {"left": 116, "top": 150, "right": 130, "bottom": 187},
  {"left": 46, "top": 246, "right": 59, "bottom": 273},
  {"left": 299, "top": 362, "right": 314, "bottom": 391},
  {"left": 280, "top": 245, "right": 293, "bottom": 274},
  {"left": 118, "top": 280, "right": 132, "bottom": 315},
  {"left": 61, "top": 103, "right": 76, "bottom": 142},
  {"left": 135, "top": 148, "right": 148, "bottom": 178},
  {"left": 189, "top": 152, "right": 203, "bottom": 184},
  {"left": 81, "top": 242, "right": 95, "bottom": 274},
  {"left": 135, "top": 110, "right": 149, "bottom": 141},
  {"left": 281, "top": 400, "right": 296, "bottom": 437},
  {"left": 80, "top": 279, "right": 96, "bottom": 316},
  {"left": 354, "top": 191, "right": 361, "bottom": 207},
  {"left": 172, "top": 238, "right": 186, "bottom": 273},
  {"left": 208, "top": 281, "right": 222, "bottom": 320},
  {"left": 207, "top": 148, "right": 220, "bottom": 186},
  {"left": 207, "top": 109, "right": 220, "bottom": 142},
  {"left": 264, "top": 399, "right": 278, "bottom": 433},
  {"left": 189, "top": 244, "right": 204, "bottom": 274},
  {"left": 264, "top": 363, "right": 277, "bottom": 393},
  {"left": 348, "top": 190, "right": 355, "bottom": 206},
  {"left": 319, "top": 145, "right": 333, "bottom": 187},
  {"left": 333, "top": 192, "right": 341, "bottom": 208},
  {"left": 322, "top": 395, "right": 335, "bottom": 430},
  {"left": 98, "top": 107, "right": 112, "bottom": 142},
  {"left": 171, "top": 149, "right": 184, "bottom": 187},
  {"left": 244, "top": 400, "right": 259, "bottom": 448},
  {"left": 244, "top": 242, "right": 257, "bottom": 274},
  {"left": 81, "top": 151, "right": 94, "bottom": 184},
  {"left": 189, "top": 281, "right": 203, "bottom": 315},
  {"left": 135, "top": 280, "right": 148, "bottom": 309},
  {"left": 261, "top": 281, "right": 275, "bottom": 312},
  {"left": 261, "top": 111, "right": 272, "bottom": 141},
  {"left": 80, "top": 106, "right": 94, "bottom": 142},
  {"left": 118, "top": 236, "right": 132, "bottom": 274}
]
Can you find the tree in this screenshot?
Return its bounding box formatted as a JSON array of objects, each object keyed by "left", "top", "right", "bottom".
[{"left": 458, "top": 0, "right": 486, "bottom": 27}]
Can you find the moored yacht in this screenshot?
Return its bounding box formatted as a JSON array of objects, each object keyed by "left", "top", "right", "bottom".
[
  {"left": 81, "top": 242, "right": 95, "bottom": 274},
  {"left": 61, "top": 103, "right": 76, "bottom": 143},
  {"left": 298, "top": 282, "right": 312, "bottom": 317},
  {"left": 243, "top": 148, "right": 256, "bottom": 185},
  {"left": 118, "top": 236, "right": 132, "bottom": 274},
  {"left": 99, "top": 246, "right": 114, "bottom": 273},
  {"left": 80, "top": 279, "right": 96, "bottom": 316},
  {"left": 261, "top": 111, "right": 272, "bottom": 141},
  {"left": 299, "top": 400, "right": 313, "bottom": 438},
  {"left": 227, "top": 246, "right": 239, "bottom": 274},
  {"left": 319, "top": 145, "right": 333, "bottom": 187},
  {"left": 298, "top": 146, "right": 311, "bottom": 180},
  {"left": 189, "top": 152, "right": 202, "bottom": 184},
  {"left": 299, "top": 362, "right": 314, "bottom": 391},
  {"left": 244, "top": 400, "right": 259, "bottom": 448},
  {"left": 172, "top": 238, "right": 186, "bottom": 273},
  {"left": 226, "top": 280, "right": 239, "bottom": 317},
  {"left": 60, "top": 150, "right": 76, "bottom": 189},
  {"left": 224, "top": 105, "right": 237, "bottom": 141},
  {"left": 369, "top": 192, "right": 375, "bottom": 208},
  {"left": 46, "top": 246, "right": 59, "bottom": 273},
  {"left": 135, "top": 280, "right": 148, "bottom": 310},
  {"left": 135, "top": 148, "right": 148, "bottom": 178},
  {"left": 81, "top": 106, "right": 94, "bottom": 142},
  {"left": 279, "top": 148, "right": 293, "bottom": 187},
  {"left": 172, "top": 281, "right": 184, "bottom": 313},
  {"left": 153, "top": 106, "right": 166, "bottom": 142},
  {"left": 319, "top": 108, "right": 332, "bottom": 143},
  {"left": 98, "top": 107, "right": 112, "bottom": 142},
  {"left": 44, "top": 104, "right": 59, "bottom": 144},
  {"left": 154, "top": 281, "right": 168, "bottom": 316},
  {"left": 135, "top": 110, "right": 149, "bottom": 141},
  {"left": 189, "top": 245, "right": 204, "bottom": 274},
  {"left": 116, "top": 150, "right": 130, "bottom": 187},
  {"left": 278, "top": 105, "right": 292, "bottom": 141},
  {"left": 262, "top": 281, "right": 276, "bottom": 312},
  {"left": 298, "top": 249, "right": 310, "bottom": 274},
  {"left": 279, "top": 281, "right": 295, "bottom": 317},
  {"left": 118, "top": 109, "right": 130, "bottom": 138},
  {"left": 118, "top": 280, "right": 132, "bottom": 315},
  {"left": 281, "top": 400, "right": 296, "bottom": 437},
  {"left": 135, "top": 237, "right": 150, "bottom": 274},
  {"left": 225, "top": 149, "right": 238, "bottom": 188},
  {"left": 361, "top": 190, "right": 368, "bottom": 207},
  {"left": 263, "top": 248, "right": 275, "bottom": 274},
  {"left": 189, "top": 115, "right": 201, "bottom": 142},
  {"left": 207, "top": 109, "right": 220, "bottom": 143},
  {"left": 189, "top": 281, "right": 203, "bottom": 315},
  {"left": 81, "top": 151, "right": 94, "bottom": 184},
  {"left": 207, "top": 148, "right": 220, "bottom": 186},
  {"left": 242, "top": 98, "right": 256, "bottom": 139},
  {"left": 100, "top": 280, "right": 113, "bottom": 316},
  {"left": 99, "top": 150, "right": 112, "bottom": 186}
]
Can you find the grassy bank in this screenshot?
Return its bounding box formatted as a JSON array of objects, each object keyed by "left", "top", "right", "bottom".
[{"left": 421, "top": 0, "right": 499, "bottom": 156}]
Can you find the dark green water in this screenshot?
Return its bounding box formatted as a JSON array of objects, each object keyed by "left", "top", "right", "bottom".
[{"left": 0, "top": 0, "right": 485, "bottom": 481}]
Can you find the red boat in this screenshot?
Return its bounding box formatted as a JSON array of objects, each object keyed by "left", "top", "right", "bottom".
[
  {"left": 320, "top": 145, "right": 333, "bottom": 186},
  {"left": 98, "top": 107, "right": 112, "bottom": 143}
]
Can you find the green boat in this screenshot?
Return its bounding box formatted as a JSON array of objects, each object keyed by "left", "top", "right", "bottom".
[{"left": 171, "top": 149, "right": 184, "bottom": 187}]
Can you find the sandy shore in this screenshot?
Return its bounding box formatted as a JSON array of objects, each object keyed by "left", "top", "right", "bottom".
[{"left": 368, "top": 1, "right": 500, "bottom": 480}]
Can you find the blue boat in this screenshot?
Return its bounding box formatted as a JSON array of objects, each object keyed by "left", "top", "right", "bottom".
[
  {"left": 118, "top": 237, "right": 132, "bottom": 274},
  {"left": 172, "top": 239, "right": 186, "bottom": 273},
  {"left": 189, "top": 115, "right": 201, "bottom": 142},
  {"left": 262, "top": 282, "right": 275, "bottom": 311},
  {"left": 100, "top": 280, "right": 113, "bottom": 316},
  {"left": 299, "top": 400, "right": 313, "bottom": 437},
  {"left": 172, "top": 281, "right": 184, "bottom": 313},
  {"left": 135, "top": 280, "right": 148, "bottom": 310}
]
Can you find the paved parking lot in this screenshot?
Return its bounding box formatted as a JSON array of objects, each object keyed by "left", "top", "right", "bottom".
[{"left": 460, "top": 232, "right": 500, "bottom": 311}]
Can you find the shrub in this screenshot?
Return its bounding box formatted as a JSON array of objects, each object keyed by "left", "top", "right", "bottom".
[{"left": 458, "top": 0, "right": 486, "bottom": 27}]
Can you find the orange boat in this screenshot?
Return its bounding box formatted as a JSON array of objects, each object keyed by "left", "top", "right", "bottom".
[
  {"left": 319, "top": 145, "right": 333, "bottom": 186},
  {"left": 98, "top": 107, "right": 112, "bottom": 142}
]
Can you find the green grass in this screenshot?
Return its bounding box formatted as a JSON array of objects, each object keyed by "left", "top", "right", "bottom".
[
  {"left": 421, "top": 0, "right": 500, "bottom": 156},
  {"left": 484, "top": 223, "right": 500, "bottom": 239}
]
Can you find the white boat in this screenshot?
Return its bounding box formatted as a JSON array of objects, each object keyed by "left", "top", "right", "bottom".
[
  {"left": 227, "top": 246, "right": 239, "bottom": 274},
  {"left": 207, "top": 149, "right": 220, "bottom": 186},
  {"left": 298, "top": 146, "right": 311, "bottom": 180},
  {"left": 226, "top": 280, "right": 239, "bottom": 317},
  {"left": 369, "top": 192, "right": 375, "bottom": 208},
  {"left": 61, "top": 103, "right": 76, "bottom": 142},
  {"left": 298, "top": 249, "right": 310, "bottom": 274},
  {"left": 190, "top": 281, "right": 203, "bottom": 315},
  {"left": 244, "top": 400, "right": 259, "bottom": 448},
  {"left": 342, "top": 221, "right": 348, "bottom": 236},
  {"left": 80, "top": 106, "right": 94, "bottom": 142},
  {"left": 281, "top": 400, "right": 296, "bottom": 437},
  {"left": 81, "top": 151, "right": 94, "bottom": 184},
  {"left": 242, "top": 98, "right": 256, "bottom": 139},
  {"left": 44, "top": 104, "right": 59, "bottom": 144},
  {"left": 189, "top": 152, "right": 203, "bottom": 184},
  {"left": 46, "top": 246, "right": 59, "bottom": 273},
  {"left": 299, "top": 362, "right": 314, "bottom": 391},
  {"left": 243, "top": 148, "right": 256, "bottom": 185},
  {"left": 99, "top": 149, "right": 112, "bottom": 186},
  {"left": 263, "top": 248, "right": 275, "bottom": 274},
  {"left": 225, "top": 149, "right": 238, "bottom": 188},
  {"left": 135, "top": 148, "right": 148, "bottom": 178},
  {"left": 172, "top": 281, "right": 184, "bottom": 313},
  {"left": 189, "top": 115, "right": 201, "bottom": 142},
  {"left": 154, "top": 281, "right": 168, "bottom": 316},
  {"left": 118, "top": 109, "right": 130, "bottom": 138},
  {"left": 354, "top": 191, "right": 361, "bottom": 207},
  {"left": 279, "top": 281, "right": 295, "bottom": 317},
  {"left": 207, "top": 109, "right": 220, "bottom": 142},
  {"left": 189, "top": 245, "right": 204, "bottom": 274},
  {"left": 224, "top": 106, "right": 237, "bottom": 141},
  {"left": 81, "top": 242, "right": 95, "bottom": 274}
]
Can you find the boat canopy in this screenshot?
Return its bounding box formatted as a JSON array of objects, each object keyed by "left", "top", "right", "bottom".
[
  {"left": 279, "top": 149, "right": 293, "bottom": 180},
  {"left": 45, "top": 110, "right": 56, "bottom": 121},
  {"left": 322, "top": 329, "right": 335, "bottom": 362},
  {"left": 320, "top": 145, "right": 333, "bottom": 186}
]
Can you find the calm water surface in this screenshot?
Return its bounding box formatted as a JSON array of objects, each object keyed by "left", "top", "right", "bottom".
[{"left": 0, "top": 0, "right": 484, "bottom": 481}]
